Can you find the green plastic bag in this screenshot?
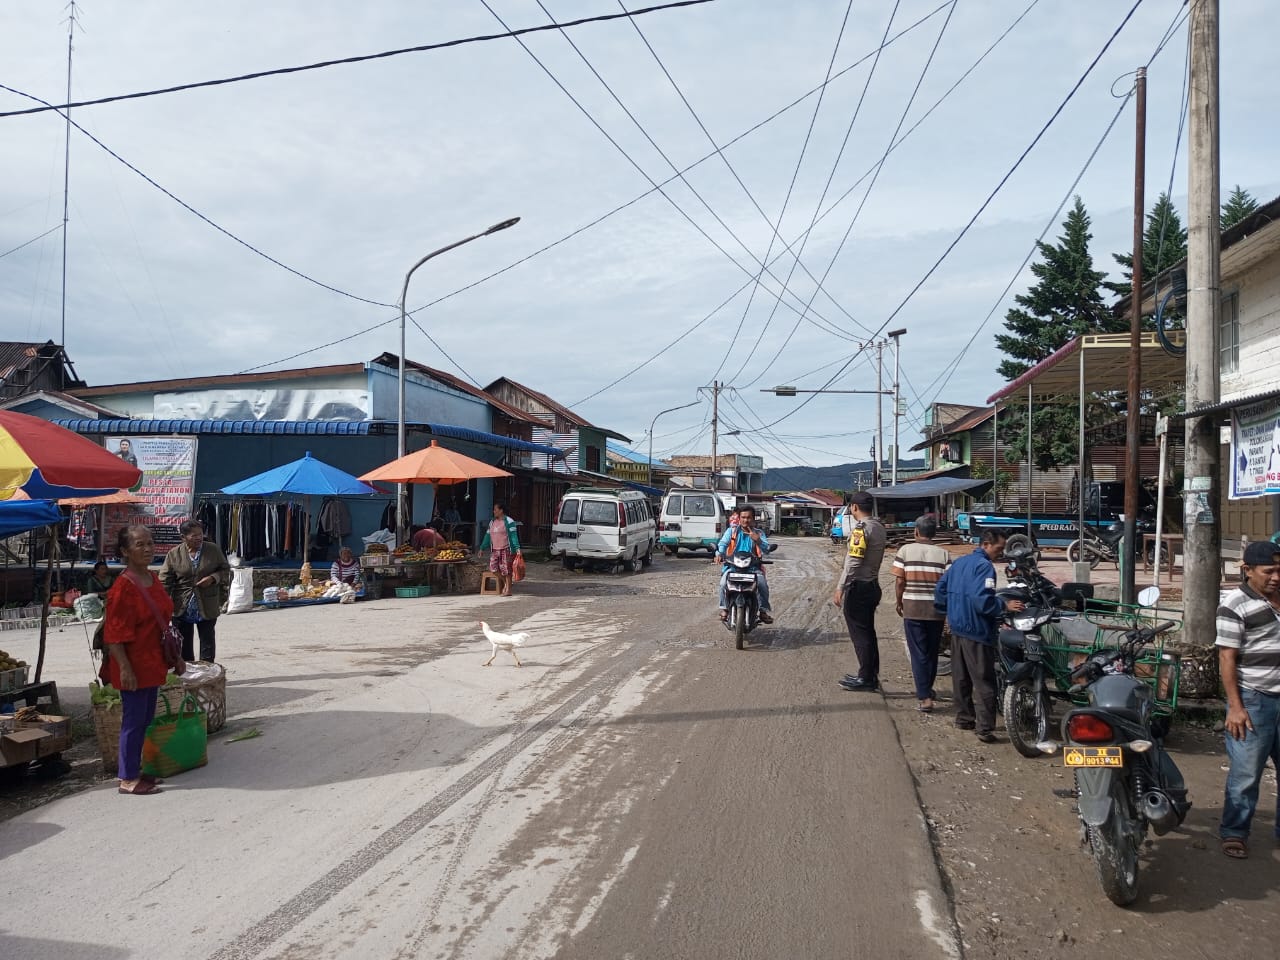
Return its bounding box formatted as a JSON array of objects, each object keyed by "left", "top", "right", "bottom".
[{"left": 141, "top": 692, "right": 208, "bottom": 778}]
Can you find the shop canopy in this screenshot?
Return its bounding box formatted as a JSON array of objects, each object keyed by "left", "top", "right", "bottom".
[
  {"left": 0, "top": 499, "right": 62, "bottom": 538},
  {"left": 220, "top": 452, "right": 379, "bottom": 498},
  {"left": 867, "top": 477, "right": 992, "bottom": 500},
  {"left": 986, "top": 331, "right": 1186, "bottom": 405}
]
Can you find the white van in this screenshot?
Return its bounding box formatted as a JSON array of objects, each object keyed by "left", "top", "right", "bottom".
[
  {"left": 550, "top": 487, "right": 657, "bottom": 571},
  {"left": 659, "top": 489, "right": 727, "bottom": 555}
]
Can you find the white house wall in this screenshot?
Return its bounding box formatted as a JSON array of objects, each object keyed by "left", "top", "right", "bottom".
[{"left": 1223, "top": 245, "right": 1280, "bottom": 402}]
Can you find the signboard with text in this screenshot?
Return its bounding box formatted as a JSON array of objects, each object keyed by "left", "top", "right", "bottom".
[
  {"left": 102, "top": 436, "right": 198, "bottom": 557},
  {"left": 1229, "top": 398, "right": 1280, "bottom": 499}
]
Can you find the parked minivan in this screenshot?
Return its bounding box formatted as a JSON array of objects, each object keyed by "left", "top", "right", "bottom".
[
  {"left": 550, "top": 487, "right": 657, "bottom": 571},
  {"left": 658, "top": 489, "right": 727, "bottom": 555}
]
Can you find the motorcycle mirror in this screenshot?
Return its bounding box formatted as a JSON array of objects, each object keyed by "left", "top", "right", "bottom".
[
  {"left": 1137, "top": 585, "right": 1160, "bottom": 607},
  {"left": 767, "top": 543, "right": 779, "bottom": 553}
]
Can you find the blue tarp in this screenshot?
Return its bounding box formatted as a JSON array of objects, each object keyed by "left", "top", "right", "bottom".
[
  {"left": 0, "top": 499, "right": 62, "bottom": 538},
  {"left": 220, "top": 452, "right": 379, "bottom": 497}
]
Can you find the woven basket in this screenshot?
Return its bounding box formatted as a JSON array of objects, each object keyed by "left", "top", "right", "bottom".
[
  {"left": 92, "top": 680, "right": 185, "bottom": 771},
  {"left": 1165, "top": 639, "right": 1220, "bottom": 701},
  {"left": 183, "top": 669, "right": 227, "bottom": 734}
]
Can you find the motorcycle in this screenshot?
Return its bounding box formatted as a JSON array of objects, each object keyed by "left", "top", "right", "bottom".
[
  {"left": 995, "top": 536, "right": 1065, "bottom": 757},
  {"left": 1042, "top": 591, "right": 1188, "bottom": 906},
  {"left": 722, "top": 546, "right": 775, "bottom": 650},
  {"left": 1067, "top": 512, "right": 1163, "bottom": 571}
]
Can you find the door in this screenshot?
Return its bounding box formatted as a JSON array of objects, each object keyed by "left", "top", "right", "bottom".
[
  {"left": 679, "top": 493, "right": 720, "bottom": 545},
  {"left": 577, "top": 498, "right": 619, "bottom": 556}
]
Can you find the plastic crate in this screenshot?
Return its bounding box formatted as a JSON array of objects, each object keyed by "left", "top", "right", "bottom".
[
  {"left": 394, "top": 586, "right": 431, "bottom": 599},
  {"left": 0, "top": 665, "right": 31, "bottom": 694}
]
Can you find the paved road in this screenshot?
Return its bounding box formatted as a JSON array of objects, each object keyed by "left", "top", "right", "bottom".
[{"left": 0, "top": 540, "right": 959, "bottom": 960}]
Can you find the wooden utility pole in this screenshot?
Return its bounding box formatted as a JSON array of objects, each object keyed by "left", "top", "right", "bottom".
[
  {"left": 1122, "top": 66, "right": 1147, "bottom": 605},
  {"left": 1183, "top": 0, "right": 1221, "bottom": 641},
  {"left": 710, "top": 380, "right": 720, "bottom": 493}
]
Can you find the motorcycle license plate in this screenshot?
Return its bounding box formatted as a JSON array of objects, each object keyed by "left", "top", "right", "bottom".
[{"left": 1063, "top": 746, "right": 1123, "bottom": 768}]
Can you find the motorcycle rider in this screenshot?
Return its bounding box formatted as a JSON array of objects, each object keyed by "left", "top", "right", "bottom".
[{"left": 715, "top": 505, "right": 772, "bottom": 623}]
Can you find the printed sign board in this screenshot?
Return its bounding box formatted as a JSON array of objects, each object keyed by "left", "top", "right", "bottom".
[
  {"left": 102, "top": 437, "right": 198, "bottom": 557},
  {"left": 1229, "top": 397, "right": 1280, "bottom": 499}
]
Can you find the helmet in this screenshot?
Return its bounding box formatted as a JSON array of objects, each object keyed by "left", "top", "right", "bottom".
[{"left": 1004, "top": 534, "right": 1036, "bottom": 561}]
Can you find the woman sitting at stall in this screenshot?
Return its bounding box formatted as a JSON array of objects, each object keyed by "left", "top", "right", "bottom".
[
  {"left": 86, "top": 560, "right": 115, "bottom": 595},
  {"left": 330, "top": 546, "right": 363, "bottom": 586}
]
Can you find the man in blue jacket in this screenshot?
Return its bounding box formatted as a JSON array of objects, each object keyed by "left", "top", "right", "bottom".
[
  {"left": 716, "top": 505, "right": 772, "bottom": 623},
  {"left": 934, "top": 529, "right": 1023, "bottom": 743}
]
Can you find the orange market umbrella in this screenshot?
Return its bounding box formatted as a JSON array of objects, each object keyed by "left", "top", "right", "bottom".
[
  {"left": 359, "top": 440, "right": 512, "bottom": 486},
  {"left": 57, "top": 489, "right": 146, "bottom": 507}
]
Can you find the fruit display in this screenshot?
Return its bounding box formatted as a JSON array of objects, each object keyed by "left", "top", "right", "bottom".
[
  {"left": 433, "top": 549, "right": 466, "bottom": 561},
  {"left": 0, "top": 649, "right": 28, "bottom": 671},
  {"left": 365, "top": 542, "right": 390, "bottom": 555}
]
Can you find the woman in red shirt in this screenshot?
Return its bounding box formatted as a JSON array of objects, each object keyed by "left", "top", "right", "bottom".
[{"left": 104, "top": 524, "right": 178, "bottom": 795}]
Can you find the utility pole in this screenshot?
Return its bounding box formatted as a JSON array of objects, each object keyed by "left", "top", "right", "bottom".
[
  {"left": 888, "top": 328, "right": 906, "bottom": 485},
  {"left": 1122, "top": 66, "right": 1147, "bottom": 606},
  {"left": 876, "top": 341, "right": 884, "bottom": 489},
  {"left": 710, "top": 379, "right": 720, "bottom": 494},
  {"left": 60, "top": 1, "right": 80, "bottom": 350},
  {"left": 1184, "top": 0, "right": 1220, "bottom": 642}
]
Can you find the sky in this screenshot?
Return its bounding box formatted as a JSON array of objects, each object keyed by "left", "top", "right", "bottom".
[{"left": 2, "top": 0, "right": 1276, "bottom": 471}]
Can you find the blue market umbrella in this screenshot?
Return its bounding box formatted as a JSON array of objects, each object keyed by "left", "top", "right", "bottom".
[{"left": 220, "top": 451, "right": 379, "bottom": 557}]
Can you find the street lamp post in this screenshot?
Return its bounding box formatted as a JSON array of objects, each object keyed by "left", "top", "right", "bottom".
[
  {"left": 646, "top": 400, "right": 700, "bottom": 488},
  {"left": 887, "top": 328, "right": 907, "bottom": 485},
  {"left": 396, "top": 217, "right": 520, "bottom": 545}
]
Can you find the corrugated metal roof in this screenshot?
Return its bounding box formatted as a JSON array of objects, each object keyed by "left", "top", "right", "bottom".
[
  {"left": 1174, "top": 386, "right": 1280, "bottom": 419},
  {"left": 51, "top": 419, "right": 566, "bottom": 456}
]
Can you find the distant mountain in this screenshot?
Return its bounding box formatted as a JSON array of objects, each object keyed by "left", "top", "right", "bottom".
[{"left": 763, "top": 459, "right": 926, "bottom": 493}]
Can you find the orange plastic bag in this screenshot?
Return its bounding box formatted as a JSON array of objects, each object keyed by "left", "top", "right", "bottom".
[{"left": 511, "top": 554, "right": 526, "bottom": 583}]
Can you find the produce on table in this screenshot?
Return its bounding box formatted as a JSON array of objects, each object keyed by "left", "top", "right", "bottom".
[{"left": 0, "top": 649, "right": 29, "bottom": 670}]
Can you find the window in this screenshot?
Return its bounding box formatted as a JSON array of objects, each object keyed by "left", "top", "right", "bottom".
[
  {"left": 681, "top": 494, "right": 717, "bottom": 517},
  {"left": 580, "top": 500, "right": 618, "bottom": 525},
  {"left": 558, "top": 499, "right": 579, "bottom": 524},
  {"left": 625, "top": 501, "right": 637, "bottom": 524},
  {"left": 1220, "top": 290, "right": 1239, "bottom": 374},
  {"left": 585, "top": 446, "right": 602, "bottom": 472},
  {"left": 665, "top": 495, "right": 682, "bottom": 515}
]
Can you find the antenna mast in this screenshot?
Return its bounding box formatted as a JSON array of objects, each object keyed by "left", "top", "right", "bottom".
[{"left": 60, "top": 1, "right": 80, "bottom": 349}]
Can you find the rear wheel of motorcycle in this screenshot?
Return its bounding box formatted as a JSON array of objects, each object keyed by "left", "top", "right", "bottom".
[
  {"left": 1067, "top": 540, "right": 1102, "bottom": 569},
  {"left": 1086, "top": 777, "right": 1140, "bottom": 907},
  {"left": 734, "top": 611, "right": 745, "bottom": 650},
  {"left": 1002, "top": 680, "right": 1048, "bottom": 758}
]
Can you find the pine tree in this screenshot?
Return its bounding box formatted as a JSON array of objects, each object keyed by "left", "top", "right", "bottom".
[
  {"left": 1105, "top": 192, "right": 1188, "bottom": 297},
  {"left": 1221, "top": 184, "right": 1260, "bottom": 229},
  {"left": 995, "top": 196, "right": 1110, "bottom": 382}
]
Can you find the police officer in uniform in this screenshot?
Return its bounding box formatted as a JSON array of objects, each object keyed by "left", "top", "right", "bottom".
[{"left": 831, "top": 491, "right": 887, "bottom": 691}]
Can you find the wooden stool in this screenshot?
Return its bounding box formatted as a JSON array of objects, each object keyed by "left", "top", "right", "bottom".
[{"left": 480, "top": 571, "right": 501, "bottom": 596}]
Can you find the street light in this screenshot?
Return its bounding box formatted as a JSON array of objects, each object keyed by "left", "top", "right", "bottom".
[
  {"left": 887, "top": 328, "right": 907, "bottom": 485},
  {"left": 646, "top": 400, "right": 700, "bottom": 487},
  {"left": 396, "top": 216, "right": 520, "bottom": 545}
]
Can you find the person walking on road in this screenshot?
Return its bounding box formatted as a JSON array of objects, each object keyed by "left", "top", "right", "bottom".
[
  {"left": 933, "top": 529, "right": 1023, "bottom": 742},
  {"left": 480, "top": 501, "right": 522, "bottom": 598},
  {"left": 1216, "top": 539, "right": 1280, "bottom": 860},
  {"left": 159, "top": 519, "right": 230, "bottom": 664},
  {"left": 832, "top": 491, "right": 886, "bottom": 692},
  {"left": 893, "top": 516, "right": 951, "bottom": 713}
]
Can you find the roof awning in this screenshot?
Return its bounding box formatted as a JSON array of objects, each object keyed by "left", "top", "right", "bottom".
[
  {"left": 867, "top": 476, "right": 992, "bottom": 500},
  {"left": 50, "top": 419, "right": 566, "bottom": 457},
  {"left": 986, "top": 332, "right": 1186, "bottom": 405},
  {"left": 1173, "top": 385, "right": 1280, "bottom": 420}
]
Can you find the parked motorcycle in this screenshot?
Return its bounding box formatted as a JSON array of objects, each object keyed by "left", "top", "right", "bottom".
[
  {"left": 722, "top": 546, "right": 775, "bottom": 650},
  {"left": 1066, "top": 512, "right": 1163, "bottom": 570},
  {"left": 1044, "top": 592, "right": 1188, "bottom": 906},
  {"left": 995, "top": 536, "right": 1065, "bottom": 757}
]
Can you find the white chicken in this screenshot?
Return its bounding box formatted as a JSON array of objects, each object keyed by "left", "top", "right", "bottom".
[{"left": 479, "top": 620, "right": 529, "bottom": 667}]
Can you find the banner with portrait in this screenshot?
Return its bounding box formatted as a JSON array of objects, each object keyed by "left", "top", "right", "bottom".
[
  {"left": 1229, "top": 397, "right": 1280, "bottom": 499},
  {"left": 102, "top": 437, "right": 199, "bottom": 556}
]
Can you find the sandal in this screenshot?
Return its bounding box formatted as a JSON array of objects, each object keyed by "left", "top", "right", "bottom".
[
  {"left": 917, "top": 702, "right": 934, "bottom": 713},
  {"left": 1221, "top": 837, "right": 1248, "bottom": 859},
  {"left": 758, "top": 612, "right": 773, "bottom": 624},
  {"left": 118, "top": 780, "right": 161, "bottom": 796},
  {"left": 719, "top": 610, "right": 729, "bottom": 622}
]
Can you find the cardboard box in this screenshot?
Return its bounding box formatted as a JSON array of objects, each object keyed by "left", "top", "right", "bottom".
[{"left": 0, "top": 714, "right": 72, "bottom": 767}]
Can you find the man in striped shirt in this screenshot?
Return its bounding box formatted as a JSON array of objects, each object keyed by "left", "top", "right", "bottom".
[
  {"left": 1216, "top": 539, "right": 1280, "bottom": 859},
  {"left": 893, "top": 516, "right": 951, "bottom": 713}
]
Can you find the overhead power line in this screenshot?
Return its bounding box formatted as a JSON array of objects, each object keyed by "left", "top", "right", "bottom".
[
  {"left": 0, "top": 224, "right": 62, "bottom": 260},
  {"left": 0, "top": 1, "right": 719, "bottom": 119},
  {"left": 750, "top": 0, "right": 1150, "bottom": 434}
]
